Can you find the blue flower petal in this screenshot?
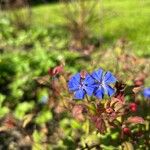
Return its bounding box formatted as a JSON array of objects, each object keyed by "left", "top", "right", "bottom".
[
  {"left": 68, "top": 82, "right": 79, "bottom": 91},
  {"left": 91, "top": 68, "right": 103, "bottom": 82},
  {"left": 84, "top": 85, "right": 95, "bottom": 96},
  {"left": 74, "top": 89, "right": 85, "bottom": 99},
  {"left": 71, "top": 73, "right": 81, "bottom": 83},
  {"left": 68, "top": 73, "right": 80, "bottom": 91},
  {"left": 94, "top": 86, "right": 104, "bottom": 99},
  {"left": 83, "top": 74, "right": 95, "bottom": 85},
  {"left": 143, "top": 88, "right": 150, "bottom": 98},
  {"left": 103, "top": 71, "right": 116, "bottom": 84},
  {"left": 104, "top": 84, "right": 115, "bottom": 96}
]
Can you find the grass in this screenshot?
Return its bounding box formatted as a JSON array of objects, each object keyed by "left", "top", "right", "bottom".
[
  {"left": 31, "top": 0, "right": 150, "bottom": 57},
  {"left": 1, "top": 0, "right": 150, "bottom": 57},
  {"left": 101, "top": 0, "right": 150, "bottom": 57}
]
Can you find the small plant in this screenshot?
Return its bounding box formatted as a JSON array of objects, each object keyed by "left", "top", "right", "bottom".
[
  {"left": 67, "top": 68, "right": 149, "bottom": 149},
  {"left": 0, "top": 0, "right": 32, "bottom": 29},
  {"left": 62, "top": 0, "right": 100, "bottom": 52}
]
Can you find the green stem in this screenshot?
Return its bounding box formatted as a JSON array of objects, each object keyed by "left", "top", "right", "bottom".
[{"left": 85, "top": 95, "right": 90, "bottom": 102}]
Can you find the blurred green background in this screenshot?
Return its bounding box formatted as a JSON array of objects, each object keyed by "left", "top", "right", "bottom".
[{"left": 0, "top": 0, "right": 150, "bottom": 149}]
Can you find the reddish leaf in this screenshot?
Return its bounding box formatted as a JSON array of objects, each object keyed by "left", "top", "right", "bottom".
[
  {"left": 127, "top": 116, "right": 144, "bottom": 124},
  {"left": 72, "top": 104, "right": 86, "bottom": 121},
  {"left": 91, "top": 116, "right": 106, "bottom": 133}
]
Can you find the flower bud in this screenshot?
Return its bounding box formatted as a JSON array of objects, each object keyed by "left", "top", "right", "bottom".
[
  {"left": 80, "top": 70, "right": 87, "bottom": 79},
  {"left": 129, "top": 103, "right": 137, "bottom": 112},
  {"left": 48, "top": 65, "right": 63, "bottom": 76},
  {"left": 123, "top": 127, "right": 131, "bottom": 135}
]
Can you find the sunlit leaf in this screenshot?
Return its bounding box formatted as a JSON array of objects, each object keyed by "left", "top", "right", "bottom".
[
  {"left": 23, "top": 114, "right": 34, "bottom": 128},
  {"left": 127, "top": 116, "right": 145, "bottom": 124},
  {"left": 122, "top": 142, "right": 134, "bottom": 150},
  {"left": 35, "top": 110, "right": 53, "bottom": 125}
]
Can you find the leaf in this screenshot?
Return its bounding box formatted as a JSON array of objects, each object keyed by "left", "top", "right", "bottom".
[
  {"left": 114, "top": 102, "right": 124, "bottom": 112},
  {"left": 87, "top": 103, "right": 97, "bottom": 115},
  {"left": 70, "top": 119, "right": 81, "bottom": 129},
  {"left": 132, "top": 87, "right": 142, "bottom": 94},
  {"left": 59, "top": 75, "right": 68, "bottom": 90},
  {"left": 125, "top": 85, "right": 135, "bottom": 95},
  {"left": 22, "top": 114, "right": 34, "bottom": 128},
  {"left": 0, "top": 94, "right": 6, "bottom": 107},
  {"left": 35, "top": 110, "right": 53, "bottom": 125},
  {"left": 34, "top": 75, "right": 49, "bottom": 85},
  {"left": 127, "top": 116, "right": 145, "bottom": 124},
  {"left": 0, "top": 126, "right": 8, "bottom": 132},
  {"left": 14, "top": 102, "right": 35, "bottom": 120},
  {"left": 32, "top": 130, "right": 41, "bottom": 143},
  {"left": 110, "top": 98, "right": 120, "bottom": 107},
  {"left": 0, "top": 107, "right": 9, "bottom": 117},
  {"left": 101, "top": 144, "right": 119, "bottom": 150},
  {"left": 72, "top": 104, "right": 85, "bottom": 121},
  {"left": 82, "top": 120, "right": 90, "bottom": 134},
  {"left": 122, "top": 142, "right": 134, "bottom": 150}
]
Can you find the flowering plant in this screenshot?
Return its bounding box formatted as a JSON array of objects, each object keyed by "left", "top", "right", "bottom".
[
  {"left": 1, "top": 62, "right": 149, "bottom": 149},
  {"left": 66, "top": 67, "right": 149, "bottom": 149}
]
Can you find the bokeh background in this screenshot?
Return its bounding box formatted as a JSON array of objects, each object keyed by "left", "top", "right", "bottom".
[{"left": 0, "top": 0, "right": 150, "bottom": 149}]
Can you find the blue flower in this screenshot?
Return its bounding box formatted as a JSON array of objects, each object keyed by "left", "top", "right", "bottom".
[
  {"left": 68, "top": 73, "right": 95, "bottom": 99},
  {"left": 91, "top": 68, "right": 117, "bottom": 99},
  {"left": 143, "top": 88, "right": 150, "bottom": 99}
]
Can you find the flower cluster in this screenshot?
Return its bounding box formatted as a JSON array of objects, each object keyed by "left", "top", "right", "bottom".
[{"left": 68, "top": 68, "right": 117, "bottom": 99}]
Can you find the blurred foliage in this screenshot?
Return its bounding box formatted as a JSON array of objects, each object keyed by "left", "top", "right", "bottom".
[
  {"left": 1, "top": 0, "right": 150, "bottom": 56},
  {"left": 62, "top": 0, "right": 100, "bottom": 51},
  {"left": 0, "top": 0, "right": 150, "bottom": 149}
]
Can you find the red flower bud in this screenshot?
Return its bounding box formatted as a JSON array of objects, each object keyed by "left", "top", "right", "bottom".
[
  {"left": 48, "top": 65, "right": 63, "bottom": 76},
  {"left": 123, "top": 127, "right": 131, "bottom": 135},
  {"left": 129, "top": 103, "right": 137, "bottom": 112},
  {"left": 80, "top": 70, "right": 87, "bottom": 79}
]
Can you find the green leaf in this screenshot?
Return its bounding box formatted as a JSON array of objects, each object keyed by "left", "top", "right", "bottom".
[
  {"left": 0, "top": 107, "right": 9, "bottom": 117},
  {"left": 101, "top": 144, "right": 119, "bottom": 150},
  {"left": 82, "top": 120, "right": 90, "bottom": 134},
  {"left": 14, "top": 102, "right": 35, "bottom": 120},
  {"left": 33, "top": 130, "right": 42, "bottom": 143},
  {"left": 32, "top": 130, "right": 44, "bottom": 150},
  {"left": 35, "top": 110, "right": 53, "bottom": 125},
  {"left": 0, "top": 93, "right": 6, "bottom": 107},
  {"left": 70, "top": 119, "right": 81, "bottom": 129}
]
